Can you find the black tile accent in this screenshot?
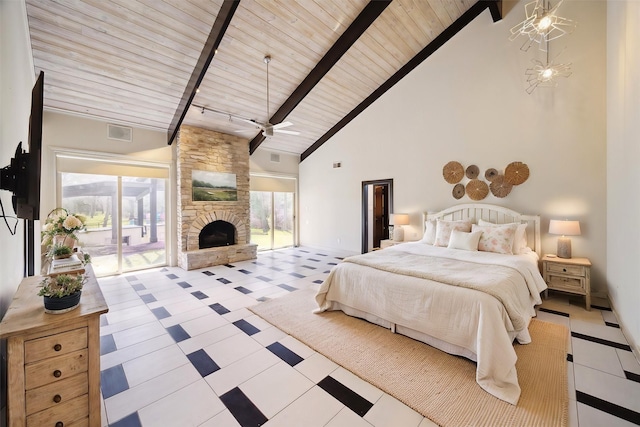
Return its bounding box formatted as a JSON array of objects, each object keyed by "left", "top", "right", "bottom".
[
  {"left": 257, "top": 296, "right": 269, "bottom": 302},
  {"left": 202, "top": 271, "right": 215, "bottom": 276},
  {"left": 313, "top": 280, "right": 323, "bottom": 284},
  {"left": 109, "top": 412, "right": 142, "bottom": 427},
  {"left": 269, "top": 266, "right": 283, "bottom": 272},
  {"left": 328, "top": 262, "right": 338, "bottom": 266},
  {"left": 605, "top": 322, "right": 621, "bottom": 328},
  {"left": 177, "top": 281, "right": 192, "bottom": 288},
  {"left": 576, "top": 390, "right": 640, "bottom": 425},
  {"left": 234, "top": 286, "right": 252, "bottom": 294},
  {"left": 571, "top": 332, "right": 632, "bottom": 351},
  {"left": 308, "top": 258, "right": 321, "bottom": 262},
  {"left": 592, "top": 304, "right": 612, "bottom": 311},
  {"left": 323, "top": 270, "right": 330, "bottom": 274},
  {"left": 625, "top": 371, "right": 640, "bottom": 383},
  {"left": 131, "top": 283, "right": 146, "bottom": 291},
  {"left": 567, "top": 353, "right": 573, "bottom": 362},
  {"left": 209, "top": 303, "right": 230, "bottom": 315},
  {"left": 166, "top": 273, "right": 179, "bottom": 279},
  {"left": 220, "top": 387, "right": 268, "bottom": 427},
  {"left": 125, "top": 276, "right": 138, "bottom": 282},
  {"left": 292, "top": 254, "right": 302, "bottom": 258},
  {"left": 217, "top": 277, "right": 232, "bottom": 285},
  {"left": 335, "top": 257, "right": 344, "bottom": 260},
  {"left": 140, "top": 293, "right": 156, "bottom": 304},
  {"left": 225, "top": 263, "right": 235, "bottom": 268},
  {"left": 187, "top": 349, "right": 220, "bottom": 377},
  {"left": 161, "top": 268, "right": 168, "bottom": 272},
  {"left": 289, "top": 272, "right": 305, "bottom": 278},
  {"left": 239, "top": 269, "right": 252, "bottom": 274},
  {"left": 253, "top": 261, "right": 264, "bottom": 266},
  {"left": 256, "top": 275, "right": 273, "bottom": 282},
  {"left": 233, "top": 319, "right": 260, "bottom": 336},
  {"left": 101, "top": 364, "right": 129, "bottom": 399},
  {"left": 315, "top": 253, "right": 327, "bottom": 256},
  {"left": 317, "top": 376, "right": 373, "bottom": 416},
  {"left": 278, "top": 284, "right": 297, "bottom": 292},
  {"left": 100, "top": 334, "right": 117, "bottom": 356},
  {"left": 151, "top": 307, "right": 171, "bottom": 320},
  {"left": 301, "top": 265, "right": 316, "bottom": 270},
  {"left": 538, "top": 307, "right": 570, "bottom": 317},
  {"left": 267, "top": 342, "right": 303, "bottom": 366},
  {"left": 191, "top": 290, "right": 208, "bottom": 300},
  {"left": 166, "top": 324, "right": 191, "bottom": 342},
  {"left": 299, "top": 250, "right": 310, "bottom": 253}
]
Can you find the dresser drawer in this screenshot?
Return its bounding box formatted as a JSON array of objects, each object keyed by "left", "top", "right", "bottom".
[
  {"left": 546, "top": 262, "right": 585, "bottom": 277},
  {"left": 547, "top": 274, "right": 585, "bottom": 293},
  {"left": 25, "top": 349, "right": 88, "bottom": 390},
  {"left": 26, "top": 394, "right": 88, "bottom": 427},
  {"left": 25, "top": 327, "right": 87, "bottom": 364},
  {"left": 26, "top": 373, "right": 88, "bottom": 416}
]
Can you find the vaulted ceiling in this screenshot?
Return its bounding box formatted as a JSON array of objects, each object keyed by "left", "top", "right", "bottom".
[{"left": 25, "top": 0, "right": 502, "bottom": 160}]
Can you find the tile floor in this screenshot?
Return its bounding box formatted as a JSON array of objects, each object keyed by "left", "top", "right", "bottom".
[{"left": 97, "top": 246, "right": 640, "bottom": 427}]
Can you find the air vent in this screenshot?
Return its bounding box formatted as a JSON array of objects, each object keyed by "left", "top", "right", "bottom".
[
  {"left": 107, "top": 124, "right": 132, "bottom": 142},
  {"left": 270, "top": 153, "right": 280, "bottom": 163}
]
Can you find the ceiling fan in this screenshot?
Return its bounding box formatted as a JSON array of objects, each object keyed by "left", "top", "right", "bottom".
[{"left": 235, "top": 55, "right": 300, "bottom": 138}]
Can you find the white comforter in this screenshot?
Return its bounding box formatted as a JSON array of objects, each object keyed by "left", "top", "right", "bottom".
[{"left": 315, "top": 242, "right": 547, "bottom": 405}]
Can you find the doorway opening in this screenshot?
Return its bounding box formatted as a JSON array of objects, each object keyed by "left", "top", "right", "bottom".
[{"left": 361, "top": 179, "right": 393, "bottom": 253}]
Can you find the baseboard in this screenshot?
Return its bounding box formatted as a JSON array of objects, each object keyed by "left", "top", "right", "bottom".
[{"left": 608, "top": 297, "right": 640, "bottom": 366}]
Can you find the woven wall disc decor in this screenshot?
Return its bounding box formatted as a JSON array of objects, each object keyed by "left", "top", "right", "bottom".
[
  {"left": 452, "top": 183, "right": 465, "bottom": 199},
  {"left": 489, "top": 175, "right": 513, "bottom": 198},
  {"left": 504, "top": 162, "right": 530, "bottom": 185},
  {"left": 443, "top": 161, "right": 464, "bottom": 184},
  {"left": 485, "top": 168, "right": 499, "bottom": 182},
  {"left": 466, "top": 179, "right": 489, "bottom": 201},
  {"left": 465, "top": 165, "right": 479, "bottom": 179}
]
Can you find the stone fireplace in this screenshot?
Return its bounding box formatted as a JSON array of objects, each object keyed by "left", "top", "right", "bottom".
[{"left": 176, "top": 126, "right": 257, "bottom": 270}]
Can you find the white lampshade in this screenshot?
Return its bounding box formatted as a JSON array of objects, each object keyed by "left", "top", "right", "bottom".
[
  {"left": 391, "top": 214, "right": 409, "bottom": 241},
  {"left": 549, "top": 219, "right": 580, "bottom": 258}
]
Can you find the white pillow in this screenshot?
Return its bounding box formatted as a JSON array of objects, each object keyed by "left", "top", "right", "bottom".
[
  {"left": 420, "top": 219, "right": 437, "bottom": 245},
  {"left": 447, "top": 230, "right": 482, "bottom": 251},
  {"left": 477, "top": 219, "right": 528, "bottom": 254},
  {"left": 434, "top": 219, "right": 472, "bottom": 247},
  {"left": 472, "top": 223, "right": 519, "bottom": 255}
]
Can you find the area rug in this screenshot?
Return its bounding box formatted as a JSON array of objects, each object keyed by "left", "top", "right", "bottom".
[{"left": 249, "top": 289, "right": 568, "bottom": 427}]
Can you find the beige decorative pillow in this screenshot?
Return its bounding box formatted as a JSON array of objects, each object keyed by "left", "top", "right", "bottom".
[
  {"left": 434, "top": 219, "right": 472, "bottom": 247},
  {"left": 420, "top": 219, "right": 437, "bottom": 245},
  {"left": 477, "top": 219, "right": 528, "bottom": 254},
  {"left": 472, "top": 223, "right": 518, "bottom": 254}
]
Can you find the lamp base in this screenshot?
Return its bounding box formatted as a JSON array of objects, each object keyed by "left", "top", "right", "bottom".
[
  {"left": 393, "top": 226, "right": 404, "bottom": 242},
  {"left": 557, "top": 237, "right": 572, "bottom": 259}
]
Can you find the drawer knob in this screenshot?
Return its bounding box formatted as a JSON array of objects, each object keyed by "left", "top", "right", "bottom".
[
  {"left": 53, "top": 394, "right": 62, "bottom": 403},
  {"left": 55, "top": 422, "right": 64, "bottom": 427},
  {"left": 54, "top": 344, "right": 62, "bottom": 351},
  {"left": 53, "top": 370, "right": 62, "bottom": 378}
]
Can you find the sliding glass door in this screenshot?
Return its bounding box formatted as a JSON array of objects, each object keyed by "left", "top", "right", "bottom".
[{"left": 250, "top": 191, "right": 295, "bottom": 250}]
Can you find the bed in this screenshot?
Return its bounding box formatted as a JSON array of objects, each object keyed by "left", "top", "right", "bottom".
[{"left": 315, "top": 204, "right": 547, "bottom": 405}]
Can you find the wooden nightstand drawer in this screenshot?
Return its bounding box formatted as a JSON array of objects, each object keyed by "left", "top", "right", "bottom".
[
  {"left": 26, "top": 394, "right": 88, "bottom": 427},
  {"left": 26, "top": 373, "right": 88, "bottom": 416},
  {"left": 25, "top": 327, "right": 87, "bottom": 364},
  {"left": 547, "top": 274, "right": 585, "bottom": 293},
  {"left": 25, "top": 349, "right": 88, "bottom": 390},
  {"left": 546, "top": 262, "right": 585, "bottom": 277}
]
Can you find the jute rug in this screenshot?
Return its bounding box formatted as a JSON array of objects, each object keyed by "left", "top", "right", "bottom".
[{"left": 249, "top": 289, "right": 568, "bottom": 427}]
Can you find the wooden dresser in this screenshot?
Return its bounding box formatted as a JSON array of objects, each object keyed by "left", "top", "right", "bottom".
[{"left": 0, "top": 266, "right": 108, "bottom": 427}]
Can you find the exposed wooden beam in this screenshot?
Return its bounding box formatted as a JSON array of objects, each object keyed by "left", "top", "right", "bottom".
[
  {"left": 249, "top": 0, "right": 392, "bottom": 154},
  {"left": 167, "top": 0, "right": 239, "bottom": 145},
  {"left": 300, "top": 0, "right": 503, "bottom": 162}
]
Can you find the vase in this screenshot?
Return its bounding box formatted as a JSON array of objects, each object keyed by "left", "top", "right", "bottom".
[
  {"left": 53, "top": 234, "right": 78, "bottom": 249},
  {"left": 43, "top": 291, "right": 82, "bottom": 314}
]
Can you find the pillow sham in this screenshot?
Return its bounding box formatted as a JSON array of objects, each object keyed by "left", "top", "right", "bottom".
[
  {"left": 477, "top": 219, "right": 528, "bottom": 254},
  {"left": 472, "top": 223, "right": 518, "bottom": 255},
  {"left": 420, "top": 219, "right": 437, "bottom": 245},
  {"left": 447, "top": 230, "right": 482, "bottom": 251},
  {"left": 434, "top": 219, "right": 472, "bottom": 247}
]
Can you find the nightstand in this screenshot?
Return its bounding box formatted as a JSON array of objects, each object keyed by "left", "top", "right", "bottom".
[
  {"left": 542, "top": 255, "right": 592, "bottom": 310},
  {"left": 380, "top": 239, "right": 403, "bottom": 249}
]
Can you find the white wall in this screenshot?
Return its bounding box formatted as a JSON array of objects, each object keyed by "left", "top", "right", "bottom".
[
  {"left": 299, "top": 1, "right": 607, "bottom": 294},
  {"left": 607, "top": 1, "right": 640, "bottom": 357}
]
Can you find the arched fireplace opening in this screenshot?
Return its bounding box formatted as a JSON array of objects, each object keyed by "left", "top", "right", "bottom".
[{"left": 199, "top": 220, "right": 235, "bottom": 249}]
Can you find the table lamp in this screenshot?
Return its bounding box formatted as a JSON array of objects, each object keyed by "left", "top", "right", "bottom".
[
  {"left": 549, "top": 219, "right": 581, "bottom": 258},
  {"left": 391, "top": 213, "right": 410, "bottom": 241}
]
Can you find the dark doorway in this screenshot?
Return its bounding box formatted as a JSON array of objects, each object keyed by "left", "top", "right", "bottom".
[{"left": 361, "top": 179, "right": 393, "bottom": 253}]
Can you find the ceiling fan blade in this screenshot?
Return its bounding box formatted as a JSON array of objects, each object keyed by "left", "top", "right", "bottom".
[
  {"left": 274, "top": 129, "right": 300, "bottom": 135},
  {"left": 272, "top": 121, "right": 293, "bottom": 130}
]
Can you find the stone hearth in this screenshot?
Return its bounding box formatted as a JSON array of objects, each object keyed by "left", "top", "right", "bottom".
[{"left": 176, "top": 126, "right": 257, "bottom": 270}]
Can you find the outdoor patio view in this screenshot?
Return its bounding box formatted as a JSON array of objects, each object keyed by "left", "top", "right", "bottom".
[
  {"left": 250, "top": 191, "right": 294, "bottom": 250},
  {"left": 60, "top": 173, "right": 166, "bottom": 276}
]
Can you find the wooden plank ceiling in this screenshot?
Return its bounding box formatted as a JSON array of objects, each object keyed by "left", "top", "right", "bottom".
[{"left": 25, "top": 0, "right": 501, "bottom": 160}]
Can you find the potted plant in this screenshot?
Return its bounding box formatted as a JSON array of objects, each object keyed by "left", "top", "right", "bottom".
[
  {"left": 41, "top": 207, "right": 86, "bottom": 249},
  {"left": 38, "top": 273, "right": 85, "bottom": 314},
  {"left": 48, "top": 243, "right": 74, "bottom": 259}
]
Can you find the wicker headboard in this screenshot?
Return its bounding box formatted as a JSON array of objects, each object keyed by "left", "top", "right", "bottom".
[{"left": 423, "top": 203, "right": 541, "bottom": 257}]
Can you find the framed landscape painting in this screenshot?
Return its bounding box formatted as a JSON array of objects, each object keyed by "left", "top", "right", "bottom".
[{"left": 192, "top": 170, "right": 237, "bottom": 201}]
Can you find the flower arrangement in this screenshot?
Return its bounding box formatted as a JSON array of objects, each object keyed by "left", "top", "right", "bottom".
[
  {"left": 38, "top": 273, "right": 85, "bottom": 298},
  {"left": 41, "top": 207, "right": 86, "bottom": 248}
]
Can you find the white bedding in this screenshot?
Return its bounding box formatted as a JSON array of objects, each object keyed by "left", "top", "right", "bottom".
[{"left": 315, "top": 242, "right": 547, "bottom": 405}]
